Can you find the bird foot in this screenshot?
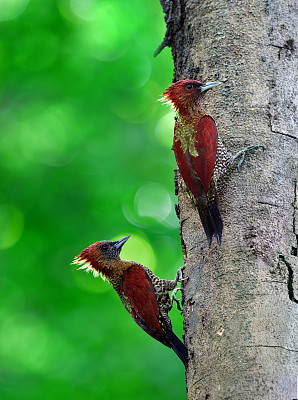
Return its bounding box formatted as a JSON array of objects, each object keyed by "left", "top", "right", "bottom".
[
  {"left": 175, "top": 265, "right": 189, "bottom": 283},
  {"left": 171, "top": 288, "right": 183, "bottom": 312},
  {"left": 232, "top": 145, "right": 265, "bottom": 170}
]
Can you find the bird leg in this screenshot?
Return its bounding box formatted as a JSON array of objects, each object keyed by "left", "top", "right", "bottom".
[
  {"left": 232, "top": 145, "right": 265, "bottom": 170},
  {"left": 171, "top": 288, "right": 183, "bottom": 312},
  {"left": 171, "top": 266, "right": 188, "bottom": 312},
  {"left": 174, "top": 265, "right": 188, "bottom": 284}
]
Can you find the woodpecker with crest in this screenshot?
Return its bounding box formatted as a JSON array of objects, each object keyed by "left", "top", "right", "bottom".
[
  {"left": 161, "top": 79, "right": 263, "bottom": 246},
  {"left": 72, "top": 235, "right": 188, "bottom": 369}
]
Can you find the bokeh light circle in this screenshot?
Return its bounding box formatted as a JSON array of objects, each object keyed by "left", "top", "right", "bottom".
[
  {"left": 0, "top": 0, "right": 29, "bottom": 21},
  {"left": 113, "top": 233, "right": 156, "bottom": 272},
  {"left": 134, "top": 183, "right": 171, "bottom": 222},
  {"left": 155, "top": 112, "right": 175, "bottom": 147}
]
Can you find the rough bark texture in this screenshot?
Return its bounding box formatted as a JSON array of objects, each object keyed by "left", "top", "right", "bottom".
[{"left": 159, "top": 0, "right": 298, "bottom": 398}]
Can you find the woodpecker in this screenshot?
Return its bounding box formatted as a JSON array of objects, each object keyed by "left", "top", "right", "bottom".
[
  {"left": 161, "top": 79, "right": 264, "bottom": 246},
  {"left": 72, "top": 235, "right": 188, "bottom": 369}
]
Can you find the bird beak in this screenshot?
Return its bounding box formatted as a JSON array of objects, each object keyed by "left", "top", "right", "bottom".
[
  {"left": 113, "top": 235, "right": 131, "bottom": 251},
  {"left": 200, "top": 81, "right": 221, "bottom": 92}
]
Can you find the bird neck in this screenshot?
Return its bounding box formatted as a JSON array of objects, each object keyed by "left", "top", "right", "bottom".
[
  {"left": 177, "top": 103, "right": 205, "bottom": 123},
  {"left": 101, "top": 259, "right": 133, "bottom": 281},
  {"left": 175, "top": 112, "right": 206, "bottom": 156}
]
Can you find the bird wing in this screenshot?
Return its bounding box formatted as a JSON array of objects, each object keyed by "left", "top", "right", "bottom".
[
  {"left": 121, "top": 264, "right": 169, "bottom": 345},
  {"left": 173, "top": 137, "right": 207, "bottom": 206},
  {"left": 192, "top": 115, "right": 218, "bottom": 193}
]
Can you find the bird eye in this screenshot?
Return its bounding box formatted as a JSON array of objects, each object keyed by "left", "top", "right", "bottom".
[
  {"left": 185, "top": 83, "right": 194, "bottom": 91},
  {"left": 101, "top": 244, "right": 109, "bottom": 252}
]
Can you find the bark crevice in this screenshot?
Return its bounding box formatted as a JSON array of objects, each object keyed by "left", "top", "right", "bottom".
[
  {"left": 270, "top": 130, "right": 298, "bottom": 141},
  {"left": 245, "top": 345, "right": 298, "bottom": 353},
  {"left": 279, "top": 255, "right": 298, "bottom": 304}
]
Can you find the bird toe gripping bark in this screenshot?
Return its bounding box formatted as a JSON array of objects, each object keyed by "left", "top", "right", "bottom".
[
  {"left": 171, "top": 266, "right": 188, "bottom": 312},
  {"left": 232, "top": 145, "right": 265, "bottom": 170},
  {"left": 171, "top": 288, "right": 184, "bottom": 312},
  {"left": 174, "top": 265, "right": 187, "bottom": 283}
]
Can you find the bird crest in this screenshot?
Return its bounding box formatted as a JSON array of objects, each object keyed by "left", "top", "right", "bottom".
[
  {"left": 72, "top": 256, "right": 101, "bottom": 278},
  {"left": 158, "top": 94, "right": 176, "bottom": 110}
]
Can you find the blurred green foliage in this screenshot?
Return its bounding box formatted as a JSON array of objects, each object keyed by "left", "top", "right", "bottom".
[{"left": 0, "top": 0, "right": 187, "bottom": 399}]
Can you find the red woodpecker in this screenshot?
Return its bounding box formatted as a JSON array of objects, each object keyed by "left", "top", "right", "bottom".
[
  {"left": 72, "top": 235, "right": 188, "bottom": 369},
  {"left": 161, "top": 79, "right": 264, "bottom": 246}
]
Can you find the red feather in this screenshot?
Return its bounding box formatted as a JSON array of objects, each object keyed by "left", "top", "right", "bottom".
[
  {"left": 121, "top": 264, "right": 168, "bottom": 345},
  {"left": 164, "top": 80, "right": 222, "bottom": 245},
  {"left": 173, "top": 115, "right": 217, "bottom": 196},
  {"left": 191, "top": 115, "right": 218, "bottom": 194},
  {"left": 173, "top": 138, "right": 205, "bottom": 201}
]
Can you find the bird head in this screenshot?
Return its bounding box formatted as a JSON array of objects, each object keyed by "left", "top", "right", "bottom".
[
  {"left": 72, "top": 235, "right": 131, "bottom": 278},
  {"left": 161, "top": 79, "right": 221, "bottom": 115}
]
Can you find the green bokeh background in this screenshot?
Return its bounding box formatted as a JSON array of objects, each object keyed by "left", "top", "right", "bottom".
[{"left": 0, "top": 1, "right": 187, "bottom": 399}]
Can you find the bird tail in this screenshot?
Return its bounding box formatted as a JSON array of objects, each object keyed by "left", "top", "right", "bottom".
[
  {"left": 198, "top": 199, "right": 223, "bottom": 246},
  {"left": 167, "top": 330, "right": 188, "bottom": 369}
]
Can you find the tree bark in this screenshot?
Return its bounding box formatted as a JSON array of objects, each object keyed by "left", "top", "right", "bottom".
[{"left": 159, "top": 0, "right": 298, "bottom": 398}]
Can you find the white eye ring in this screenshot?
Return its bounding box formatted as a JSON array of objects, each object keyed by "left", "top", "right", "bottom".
[{"left": 186, "top": 83, "right": 193, "bottom": 91}]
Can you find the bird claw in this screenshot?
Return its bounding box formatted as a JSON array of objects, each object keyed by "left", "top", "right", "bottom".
[
  {"left": 232, "top": 145, "right": 265, "bottom": 170},
  {"left": 171, "top": 288, "right": 183, "bottom": 312},
  {"left": 172, "top": 266, "right": 188, "bottom": 312},
  {"left": 175, "top": 265, "right": 188, "bottom": 283}
]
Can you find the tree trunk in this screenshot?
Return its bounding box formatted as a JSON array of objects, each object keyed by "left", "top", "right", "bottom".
[{"left": 159, "top": 0, "right": 298, "bottom": 398}]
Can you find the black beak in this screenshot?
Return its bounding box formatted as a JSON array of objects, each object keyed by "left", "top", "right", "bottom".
[{"left": 113, "top": 235, "right": 131, "bottom": 252}]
